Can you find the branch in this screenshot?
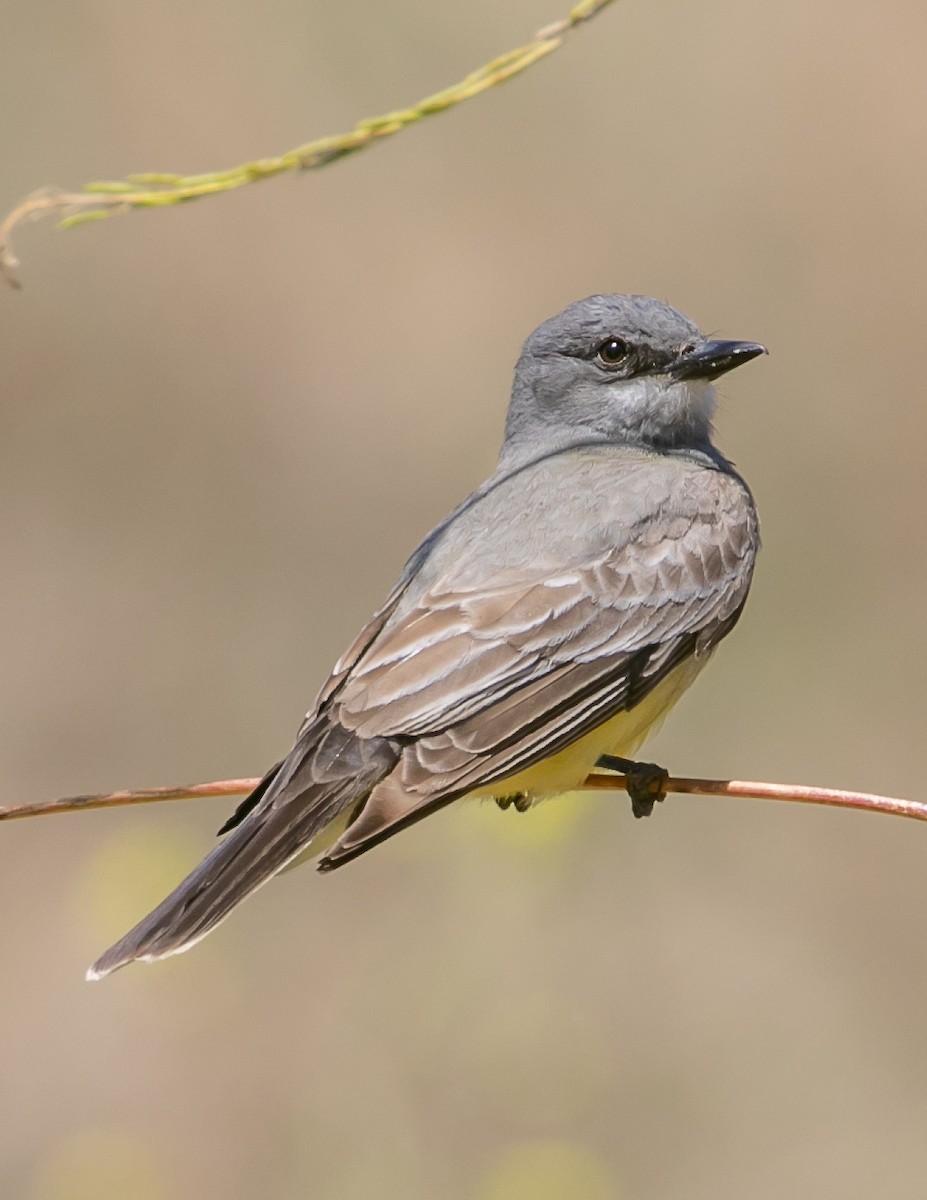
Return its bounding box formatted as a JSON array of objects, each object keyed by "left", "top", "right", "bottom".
[
  {"left": 2, "top": 771, "right": 924, "bottom": 827},
  {"left": 0, "top": 0, "right": 618, "bottom": 287},
  {"left": 581, "top": 773, "right": 927, "bottom": 823},
  {"left": 0, "top": 779, "right": 259, "bottom": 822}
]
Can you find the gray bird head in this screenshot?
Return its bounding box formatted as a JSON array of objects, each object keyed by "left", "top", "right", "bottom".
[{"left": 502, "top": 295, "right": 765, "bottom": 462}]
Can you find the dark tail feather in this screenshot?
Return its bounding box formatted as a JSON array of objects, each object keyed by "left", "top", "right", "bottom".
[{"left": 86, "top": 774, "right": 361, "bottom": 981}]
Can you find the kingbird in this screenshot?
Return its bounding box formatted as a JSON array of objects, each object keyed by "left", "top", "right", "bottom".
[{"left": 88, "top": 294, "right": 765, "bottom": 979}]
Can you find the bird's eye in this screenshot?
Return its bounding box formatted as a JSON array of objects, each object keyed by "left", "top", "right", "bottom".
[{"left": 595, "top": 337, "right": 630, "bottom": 367}]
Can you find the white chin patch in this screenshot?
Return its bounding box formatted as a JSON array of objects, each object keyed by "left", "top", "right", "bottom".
[{"left": 684, "top": 379, "right": 717, "bottom": 425}]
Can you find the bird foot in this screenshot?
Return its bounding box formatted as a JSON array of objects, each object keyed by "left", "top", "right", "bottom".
[
  {"left": 596, "top": 755, "right": 669, "bottom": 819},
  {"left": 495, "top": 792, "right": 530, "bottom": 812}
]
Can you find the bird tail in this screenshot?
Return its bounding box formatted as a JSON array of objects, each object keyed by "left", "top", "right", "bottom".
[{"left": 86, "top": 739, "right": 390, "bottom": 980}]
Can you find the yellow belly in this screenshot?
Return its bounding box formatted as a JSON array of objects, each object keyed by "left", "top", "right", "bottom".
[{"left": 468, "top": 655, "right": 707, "bottom": 803}]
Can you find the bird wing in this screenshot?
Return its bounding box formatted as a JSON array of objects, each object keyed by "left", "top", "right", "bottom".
[{"left": 321, "top": 464, "right": 757, "bottom": 864}]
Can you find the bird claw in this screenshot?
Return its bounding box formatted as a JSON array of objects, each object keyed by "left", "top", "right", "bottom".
[
  {"left": 597, "top": 755, "right": 669, "bottom": 819},
  {"left": 625, "top": 763, "right": 669, "bottom": 818},
  {"left": 495, "top": 792, "right": 530, "bottom": 812}
]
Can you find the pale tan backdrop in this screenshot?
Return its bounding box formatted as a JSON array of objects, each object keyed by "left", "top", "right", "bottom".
[{"left": 2, "top": 2, "right": 927, "bottom": 1197}]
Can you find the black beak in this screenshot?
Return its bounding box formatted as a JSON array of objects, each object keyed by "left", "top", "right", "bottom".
[{"left": 668, "top": 339, "right": 767, "bottom": 382}]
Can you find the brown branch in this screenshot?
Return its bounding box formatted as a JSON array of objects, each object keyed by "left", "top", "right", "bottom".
[
  {"left": 581, "top": 773, "right": 927, "bottom": 823},
  {"left": 0, "top": 778, "right": 259, "bottom": 822},
  {"left": 2, "top": 772, "right": 923, "bottom": 826}
]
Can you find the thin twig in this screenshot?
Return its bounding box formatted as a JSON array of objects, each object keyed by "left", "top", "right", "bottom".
[
  {"left": 0, "top": 0, "right": 618, "bottom": 286},
  {"left": 582, "top": 773, "right": 927, "bottom": 822},
  {"left": 2, "top": 772, "right": 923, "bottom": 827},
  {"left": 0, "top": 779, "right": 259, "bottom": 822}
]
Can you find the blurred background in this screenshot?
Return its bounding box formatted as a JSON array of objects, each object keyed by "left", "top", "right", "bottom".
[{"left": 2, "top": 0, "right": 927, "bottom": 1196}]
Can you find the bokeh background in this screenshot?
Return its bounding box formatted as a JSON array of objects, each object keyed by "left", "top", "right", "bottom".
[{"left": 2, "top": 1, "right": 927, "bottom": 1196}]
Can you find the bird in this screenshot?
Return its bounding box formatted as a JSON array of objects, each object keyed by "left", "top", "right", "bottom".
[{"left": 87, "top": 294, "right": 765, "bottom": 979}]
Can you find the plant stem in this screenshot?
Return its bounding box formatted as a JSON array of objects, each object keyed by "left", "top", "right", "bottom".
[{"left": 0, "top": 0, "right": 619, "bottom": 286}]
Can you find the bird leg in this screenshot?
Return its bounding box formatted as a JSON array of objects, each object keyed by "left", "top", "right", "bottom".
[{"left": 596, "top": 755, "right": 669, "bottom": 819}]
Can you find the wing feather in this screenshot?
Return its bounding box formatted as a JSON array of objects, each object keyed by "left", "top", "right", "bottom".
[
  {"left": 315, "top": 464, "right": 757, "bottom": 864},
  {"left": 336, "top": 508, "right": 751, "bottom": 743}
]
